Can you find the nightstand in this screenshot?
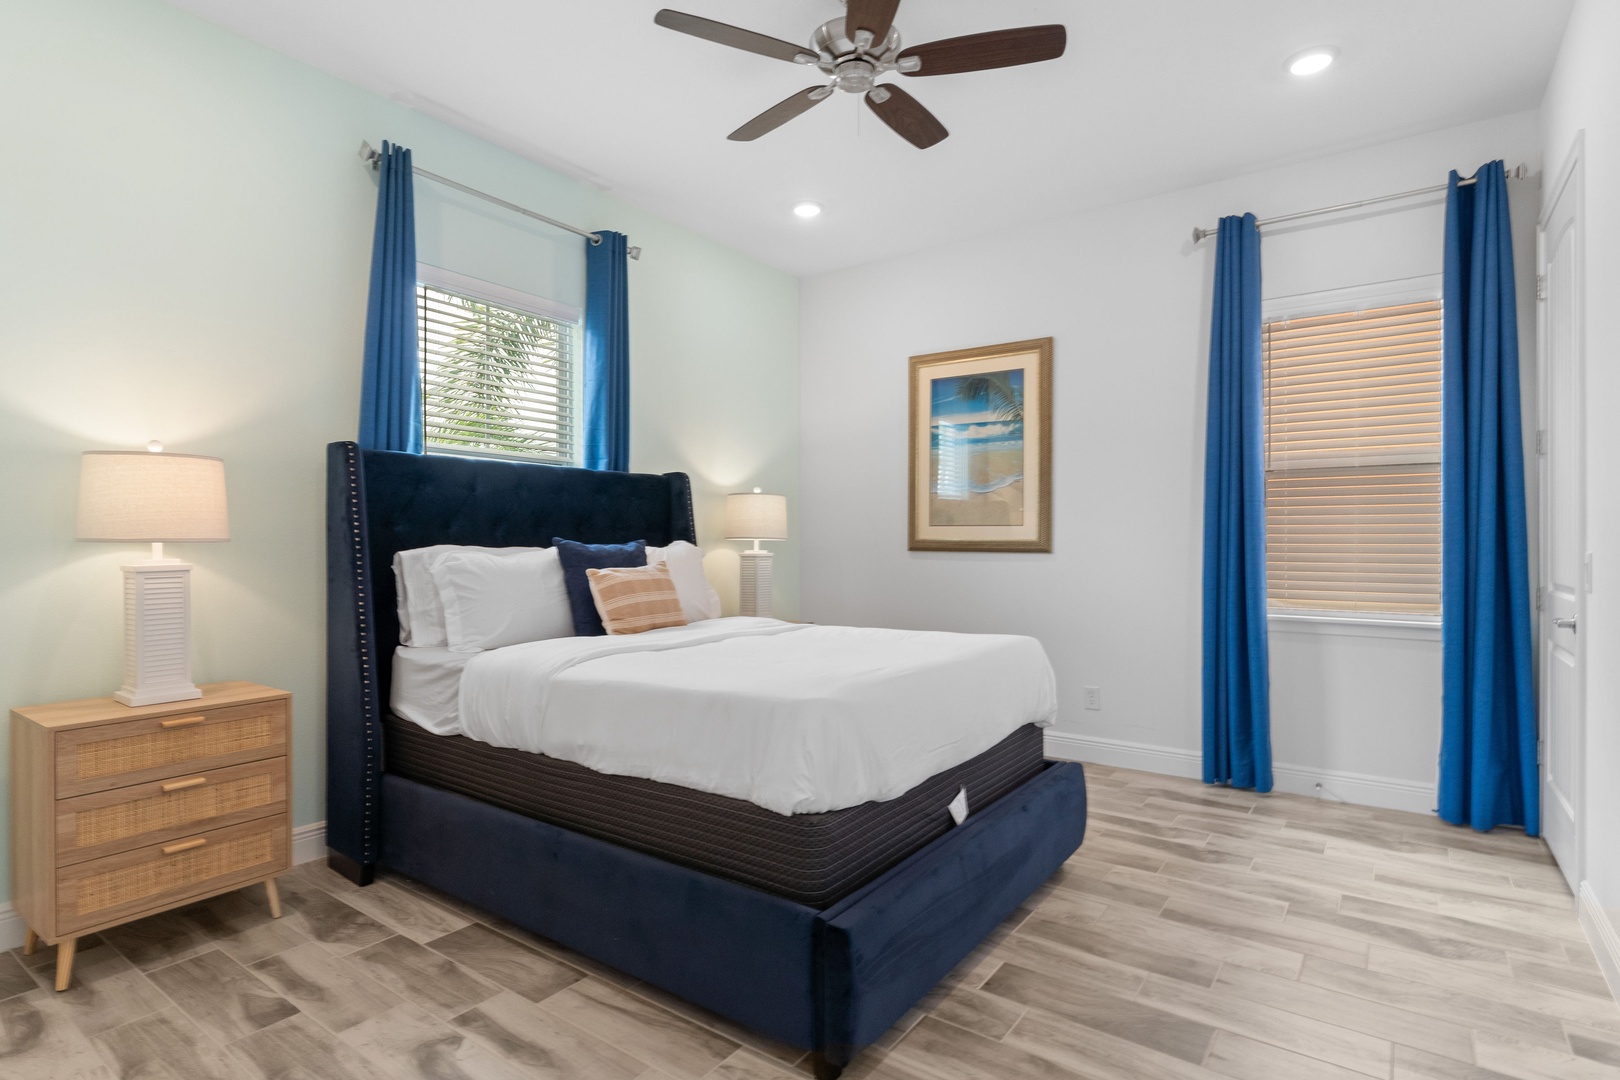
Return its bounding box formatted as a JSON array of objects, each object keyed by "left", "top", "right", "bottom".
[{"left": 9, "top": 681, "right": 292, "bottom": 991}]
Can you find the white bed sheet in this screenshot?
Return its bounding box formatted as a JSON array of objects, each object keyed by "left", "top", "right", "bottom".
[
  {"left": 390, "top": 646, "right": 474, "bottom": 733},
  {"left": 448, "top": 617, "right": 1057, "bottom": 814}
]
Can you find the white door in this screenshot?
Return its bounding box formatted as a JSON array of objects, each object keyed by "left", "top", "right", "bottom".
[{"left": 1539, "top": 139, "right": 1584, "bottom": 893}]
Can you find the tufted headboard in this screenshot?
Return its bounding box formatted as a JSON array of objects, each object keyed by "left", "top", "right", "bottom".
[{"left": 324, "top": 441, "right": 696, "bottom": 882}]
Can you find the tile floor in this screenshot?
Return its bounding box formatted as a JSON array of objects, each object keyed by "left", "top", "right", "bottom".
[{"left": 1, "top": 764, "right": 1614, "bottom": 1079}]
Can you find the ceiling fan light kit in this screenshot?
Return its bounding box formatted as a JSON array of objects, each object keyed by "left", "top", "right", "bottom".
[{"left": 653, "top": 2, "right": 1066, "bottom": 149}]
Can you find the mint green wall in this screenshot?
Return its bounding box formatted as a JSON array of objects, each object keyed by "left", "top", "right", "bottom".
[{"left": 0, "top": 0, "right": 799, "bottom": 905}]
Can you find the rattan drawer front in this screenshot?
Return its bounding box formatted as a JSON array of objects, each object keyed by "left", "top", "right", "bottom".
[
  {"left": 55, "top": 758, "right": 288, "bottom": 866},
  {"left": 55, "top": 701, "right": 288, "bottom": 799},
  {"left": 56, "top": 815, "right": 289, "bottom": 935}
]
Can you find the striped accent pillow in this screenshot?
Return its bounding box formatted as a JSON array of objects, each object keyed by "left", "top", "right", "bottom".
[{"left": 586, "top": 563, "right": 689, "bottom": 636}]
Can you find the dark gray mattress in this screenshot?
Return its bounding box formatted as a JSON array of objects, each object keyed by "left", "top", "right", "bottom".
[{"left": 383, "top": 717, "right": 1046, "bottom": 907}]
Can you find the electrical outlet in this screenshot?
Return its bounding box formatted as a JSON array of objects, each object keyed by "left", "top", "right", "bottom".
[{"left": 1083, "top": 686, "right": 1101, "bottom": 711}]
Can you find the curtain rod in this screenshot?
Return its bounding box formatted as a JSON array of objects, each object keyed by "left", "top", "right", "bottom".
[
  {"left": 359, "top": 141, "right": 641, "bottom": 260},
  {"left": 1191, "top": 163, "right": 1529, "bottom": 244}
]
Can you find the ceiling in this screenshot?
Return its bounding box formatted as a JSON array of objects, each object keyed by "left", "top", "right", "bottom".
[{"left": 166, "top": 0, "right": 1572, "bottom": 277}]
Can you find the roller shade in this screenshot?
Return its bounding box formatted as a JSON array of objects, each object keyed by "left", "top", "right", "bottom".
[
  {"left": 1264, "top": 301, "right": 1442, "bottom": 615},
  {"left": 418, "top": 283, "right": 577, "bottom": 463}
]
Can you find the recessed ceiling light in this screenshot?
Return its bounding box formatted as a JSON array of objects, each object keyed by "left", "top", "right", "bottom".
[
  {"left": 1288, "top": 47, "right": 1337, "bottom": 77},
  {"left": 793, "top": 201, "right": 822, "bottom": 219}
]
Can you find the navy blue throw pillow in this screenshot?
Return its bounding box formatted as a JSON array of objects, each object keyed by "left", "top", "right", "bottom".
[{"left": 553, "top": 538, "right": 647, "bottom": 636}]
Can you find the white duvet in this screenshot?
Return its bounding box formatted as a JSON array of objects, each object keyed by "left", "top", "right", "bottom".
[{"left": 442, "top": 617, "right": 1056, "bottom": 815}]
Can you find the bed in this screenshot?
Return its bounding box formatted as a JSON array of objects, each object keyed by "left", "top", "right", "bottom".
[{"left": 325, "top": 441, "right": 1087, "bottom": 1077}]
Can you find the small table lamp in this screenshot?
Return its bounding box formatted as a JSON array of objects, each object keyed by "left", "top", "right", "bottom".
[
  {"left": 724, "top": 488, "right": 788, "bottom": 618},
  {"left": 76, "top": 444, "right": 230, "bottom": 706}
]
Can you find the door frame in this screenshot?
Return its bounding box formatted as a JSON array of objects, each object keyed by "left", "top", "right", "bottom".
[{"left": 1537, "top": 132, "right": 1585, "bottom": 885}]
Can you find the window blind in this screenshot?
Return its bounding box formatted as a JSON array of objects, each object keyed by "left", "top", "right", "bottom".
[
  {"left": 417, "top": 283, "right": 576, "bottom": 464},
  {"left": 1263, "top": 300, "right": 1442, "bottom": 615}
]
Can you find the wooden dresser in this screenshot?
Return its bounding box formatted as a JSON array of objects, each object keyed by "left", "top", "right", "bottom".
[{"left": 9, "top": 681, "right": 291, "bottom": 990}]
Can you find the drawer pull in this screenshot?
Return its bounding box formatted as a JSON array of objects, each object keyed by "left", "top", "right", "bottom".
[
  {"left": 160, "top": 715, "right": 208, "bottom": 729},
  {"left": 161, "top": 838, "right": 208, "bottom": 855},
  {"left": 160, "top": 776, "right": 208, "bottom": 793}
]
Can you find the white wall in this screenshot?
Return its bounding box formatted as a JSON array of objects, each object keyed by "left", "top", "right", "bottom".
[
  {"left": 800, "top": 111, "right": 1540, "bottom": 811},
  {"left": 0, "top": 0, "right": 799, "bottom": 910},
  {"left": 1538, "top": 0, "right": 1620, "bottom": 974}
]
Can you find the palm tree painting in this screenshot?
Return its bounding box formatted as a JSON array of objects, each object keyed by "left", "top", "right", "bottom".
[
  {"left": 929, "top": 368, "right": 1025, "bottom": 526},
  {"left": 420, "top": 286, "right": 570, "bottom": 459}
]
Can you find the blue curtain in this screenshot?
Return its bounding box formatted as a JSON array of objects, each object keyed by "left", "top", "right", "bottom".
[
  {"left": 358, "top": 141, "right": 422, "bottom": 453},
  {"left": 1439, "top": 162, "right": 1538, "bottom": 834},
  {"left": 584, "top": 230, "right": 630, "bottom": 471},
  {"left": 1202, "top": 213, "right": 1272, "bottom": 792}
]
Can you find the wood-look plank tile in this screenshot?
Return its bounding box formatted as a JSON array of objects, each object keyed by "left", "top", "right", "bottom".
[
  {"left": 1337, "top": 894, "right": 1568, "bottom": 959},
  {"left": 889, "top": 1015, "right": 1081, "bottom": 1080},
  {"left": 269, "top": 878, "right": 397, "bottom": 955},
  {"left": 100, "top": 911, "right": 218, "bottom": 973},
  {"left": 986, "top": 932, "right": 1147, "bottom": 998},
  {"left": 1570, "top": 1027, "right": 1620, "bottom": 1068},
  {"left": 1018, "top": 912, "right": 1223, "bottom": 986},
  {"left": 1367, "top": 946, "right": 1620, "bottom": 1035},
  {"left": 0, "top": 951, "right": 36, "bottom": 1001},
  {"left": 1003, "top": 1005, "right": 1221, "bottom": 1080},
  {"left": 450, "top": 989, "right": 649, "bottom": 1079},
  {"left": 1091, "top": 903, "right": 1305, "bottom": 979},
  {"left": 620, "top": 977, "right": 808, "bottom": 1066},
  {"left": 1049, "top": 858, "right": 1171, "bottom": 911},
  {"left": 1087, "top": 811, "right": 1213, "bottom": 844},
  {"left": 1104, "top": 865, "right": 1290, "bottom": 920},
  {"left": 1215, "top": 962, "right": 1474, "bottom": 1061},
  {"left": 1510, "top": 957, "right": 1614, "bottom": 999},
  {"left": 229, "top": 1012, "right": 393, "bottom": 1080},
  {"left": 1071, "top": 833, "right": 1170, "bottom": 872},
  {"left": 0, "top": 988, "right": 114, "bottom": 1079},
  {"left": 922, "top": 986, "right": 1025, "bottom": 1041},
  {"left": 336, "top": 879, "right": 472, "bottom": 945},
  {"left": 1205, "top": 1030, "right": 1370, "bottom": 1080},
  {"left": 980, "top": 962, "right": 1215, "bottom": 1063},
  {"left": 1138, "top": 973, "right": 1392, "bottom": 1077},
  {"left": 340, "top": 1001, "right": 532, "bottom": 1080},
  {"left": 1158, "top": 896, "right": 1370, "bottom": 967},
  {"left": 1141, "top": 796, "right": 1263, "bottom": 822},
  {"left": 1374, "top": 865, "right": 1579, "bottom": 913},
  {"left": 538, "top": 978, "right": 738, "bottom": 1080},
  {"left": 1392, "top": 1044, "right": 1522, "bottom": 1079},
  {"left": 1089, "top": 827, "right": 1255, "bottom": 868},
  {"left": 174, "top": 889, "right": 308, "bottom": 966},
  {"left": 250, "top": 941, "right": 403, "bottom": 1033},
  {"left": 1287, "top": 901, "right": 1514, "bottom": 968},
  {"left": 1204, "top": 829, "right": 1329, "bottom": 858},
  {"left": 145, "top": 948, "right": 298, "bottom": 1046},
  {"left": 709, "top": 1047, "right": 807, "bottom": 1079},
  {"left": 1473, "top": 1029, "right": 1620, "bottom": 1079},
  {"left": 93, "top": 1006, "right": 238, "bottom": 1080},
  {"left": 426, "top": 923, "right": 584, "bottom": 1003},
  {"left": 346, "top": 934, "right": 499, "bottom": 1020},
  {"left": 37, "top": 964, "right": 167, "bottom": 1038},
  {"left": 1299, "top": 955, "right": 1571, "bottom": 1050}
]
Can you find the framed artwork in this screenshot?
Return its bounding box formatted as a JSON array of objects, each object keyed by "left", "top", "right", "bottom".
[{"left": 909, "top": 337, "right": 1052, "bottom": 552}]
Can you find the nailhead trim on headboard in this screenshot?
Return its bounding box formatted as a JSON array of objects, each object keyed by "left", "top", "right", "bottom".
[{"left": 342, "top": 442, "right": 380, "bottom": 863}]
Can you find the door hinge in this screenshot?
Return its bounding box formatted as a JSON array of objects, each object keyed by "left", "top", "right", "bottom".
[
  {"left": 1537, "top": 274, "right": 1547, "bottom": 301},
  {"left": 1536, "top": 429, "right": 1546, "bottom": 455}
]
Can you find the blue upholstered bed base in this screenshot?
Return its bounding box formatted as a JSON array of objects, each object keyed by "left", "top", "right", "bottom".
[{"left": 325, "top": 442, "right": 1087, "bottom": 1074}]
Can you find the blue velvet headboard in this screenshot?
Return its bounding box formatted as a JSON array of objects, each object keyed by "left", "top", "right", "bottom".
[{"left": 324, "top": 441, "right": 697, "bottom": 880}]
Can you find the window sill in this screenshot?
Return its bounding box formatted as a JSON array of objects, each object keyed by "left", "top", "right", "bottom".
[{"left": 1267, "top": 610, "right": 1441, "bottom": 642}]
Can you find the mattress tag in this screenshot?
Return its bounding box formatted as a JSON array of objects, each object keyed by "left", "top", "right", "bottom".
[{"left": 948, "top": 787, "right": 969, "bottom": 826}]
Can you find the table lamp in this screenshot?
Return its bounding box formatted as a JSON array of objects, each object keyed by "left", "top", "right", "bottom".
[
  {"left": 76, "top": 443, "right": 230, "bottom": 706},
  {"left": 724, "top": 488, "right": 788, "bottom": 618}
]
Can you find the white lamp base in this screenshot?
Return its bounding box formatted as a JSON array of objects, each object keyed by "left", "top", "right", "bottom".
[
  {"left": 739, "top": 549, "right": 774, "bottom": 618},
  {"left": 115, "top": 560, "right": 202, "bottom": 707}
]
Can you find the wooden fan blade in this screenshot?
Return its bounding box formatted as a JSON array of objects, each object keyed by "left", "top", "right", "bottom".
[
  {"left": 899, "top": 25, "right": 1067, "bottom": 76},
  {"left": 846, "top": 0, "right": 901, "bottom": 45},
  {"left": 728, "top": 87, "right": 830, "bottom": 141},
  {"left": 654, "top": 9, "right": 816, "bottom": 64},
  {"left": 866, "top": 86, "right": 948, "bottom": 149}
]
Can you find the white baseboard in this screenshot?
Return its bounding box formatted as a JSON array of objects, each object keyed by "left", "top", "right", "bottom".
[
  {"left": 1043, "top": 731, "right": 1437, "bottom": 815},
  {"left": 0, "top": 821, "right": 329, "bottom": 951},
  {"left": 1579, "top": 882, "right": 1620, "bottom": 1003}
]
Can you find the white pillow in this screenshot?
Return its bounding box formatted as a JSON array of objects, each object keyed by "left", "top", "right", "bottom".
[
  {"left": 646, "top": 541, "right": 722, "bottom": 623},
  {"left": 428, "top": 547, "right": 574, "bottom": 652},
  {"left": 394, "top": 545, "right": 540, "bottom": 646}
]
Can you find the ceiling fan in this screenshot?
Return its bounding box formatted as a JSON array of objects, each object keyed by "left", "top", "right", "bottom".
[{"left": 653, "top": 1, "right": 1066, "bottom": 149}]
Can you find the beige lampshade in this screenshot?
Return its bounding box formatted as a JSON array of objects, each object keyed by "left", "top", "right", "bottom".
[
  {"left": 77, "top": 451, "right": 230, "bottom": 542},
  {"left": 724, "top": 492, "right": 788, "bottom": 541}
]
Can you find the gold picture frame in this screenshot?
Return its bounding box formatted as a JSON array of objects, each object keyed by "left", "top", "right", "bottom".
[{"left": 909, "top": 337, "right": 1053, "bottom": 552}]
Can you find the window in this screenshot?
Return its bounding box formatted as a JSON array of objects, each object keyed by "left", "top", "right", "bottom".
[
  {"left": 1264, "top": 299, "right": 1442, "bottom": 615},
  {"left": 417, "top": 272, "right": 578, "bottom": 464}
]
